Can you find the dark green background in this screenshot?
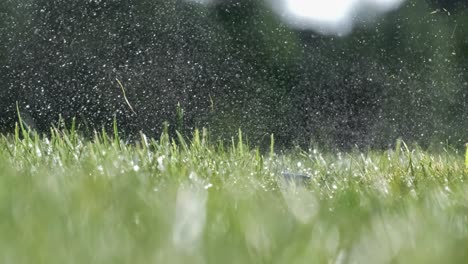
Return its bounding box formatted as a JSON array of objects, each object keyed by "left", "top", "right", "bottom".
[{"left": 0, "top": 0, "right": 467, "bottom": 149}]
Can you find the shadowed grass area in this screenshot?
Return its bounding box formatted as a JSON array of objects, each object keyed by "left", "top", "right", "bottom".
[{"left": 0, "top": 122, "right": 467, "bottom": 263}]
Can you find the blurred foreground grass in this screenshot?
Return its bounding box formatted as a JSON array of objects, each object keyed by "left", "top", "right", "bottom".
[{"left": 0, "top": 124, "right": 467, "bottom": 263}]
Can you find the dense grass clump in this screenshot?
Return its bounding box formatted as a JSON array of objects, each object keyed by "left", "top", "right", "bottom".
[{"left": 0, "top": 123, "right": 467, "bottom": 263}]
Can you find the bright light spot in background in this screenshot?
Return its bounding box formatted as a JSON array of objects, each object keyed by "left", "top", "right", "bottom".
[
  {"left": 286, "top": 0, "right": 356, "bottom": 24},
  {"left": 274, "top": 0, "right": 406, "bottom": 35},
  {"left": 186, "top": 0, "right": 405, "bottom": 35},
  {"left": 184, "top": 0, "right": 214, "bottom": 5}
]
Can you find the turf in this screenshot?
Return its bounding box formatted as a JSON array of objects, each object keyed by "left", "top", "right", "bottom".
[{"left": 0, "top": 124, "right": 467, "bottom": 263}]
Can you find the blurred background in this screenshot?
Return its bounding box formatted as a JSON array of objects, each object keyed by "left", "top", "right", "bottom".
[{"left": 0, "top": 0, "right": 466, "bottom": 149}]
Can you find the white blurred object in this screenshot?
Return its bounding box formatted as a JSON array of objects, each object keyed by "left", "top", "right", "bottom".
[
  {"left": 187, "top": 0, "right": 405, "bottom": 35},
  {"left": 184, "top": 0, "right": 214, "bottom": 5},
  {"left": 278, "top": 175, "right": 318, "bottom": 224},
  {"left": 271, "top": 0, "right": 406, "bottom": 35},
  {"left": 172, "top": 172, "right": 208, "bottom": 253},
  {"left": 284, "top": 0, "right": 355, "bottom": 24}
]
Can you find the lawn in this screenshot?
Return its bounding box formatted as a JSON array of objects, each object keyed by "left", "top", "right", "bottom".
[{"left": 0, "top": 124, "right": 467, "bottom": 263}]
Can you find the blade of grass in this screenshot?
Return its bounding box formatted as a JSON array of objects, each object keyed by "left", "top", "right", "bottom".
[
  {"left": 116, "top": 78, "right": 137, "bottom": 115},
  {"left": 465, "top": 143, "right": 468, "bottom": 170}
]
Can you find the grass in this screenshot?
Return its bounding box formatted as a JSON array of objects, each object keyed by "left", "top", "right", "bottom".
[{"left": 0, "top": 121, "right": 467, "bottom": 263}]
